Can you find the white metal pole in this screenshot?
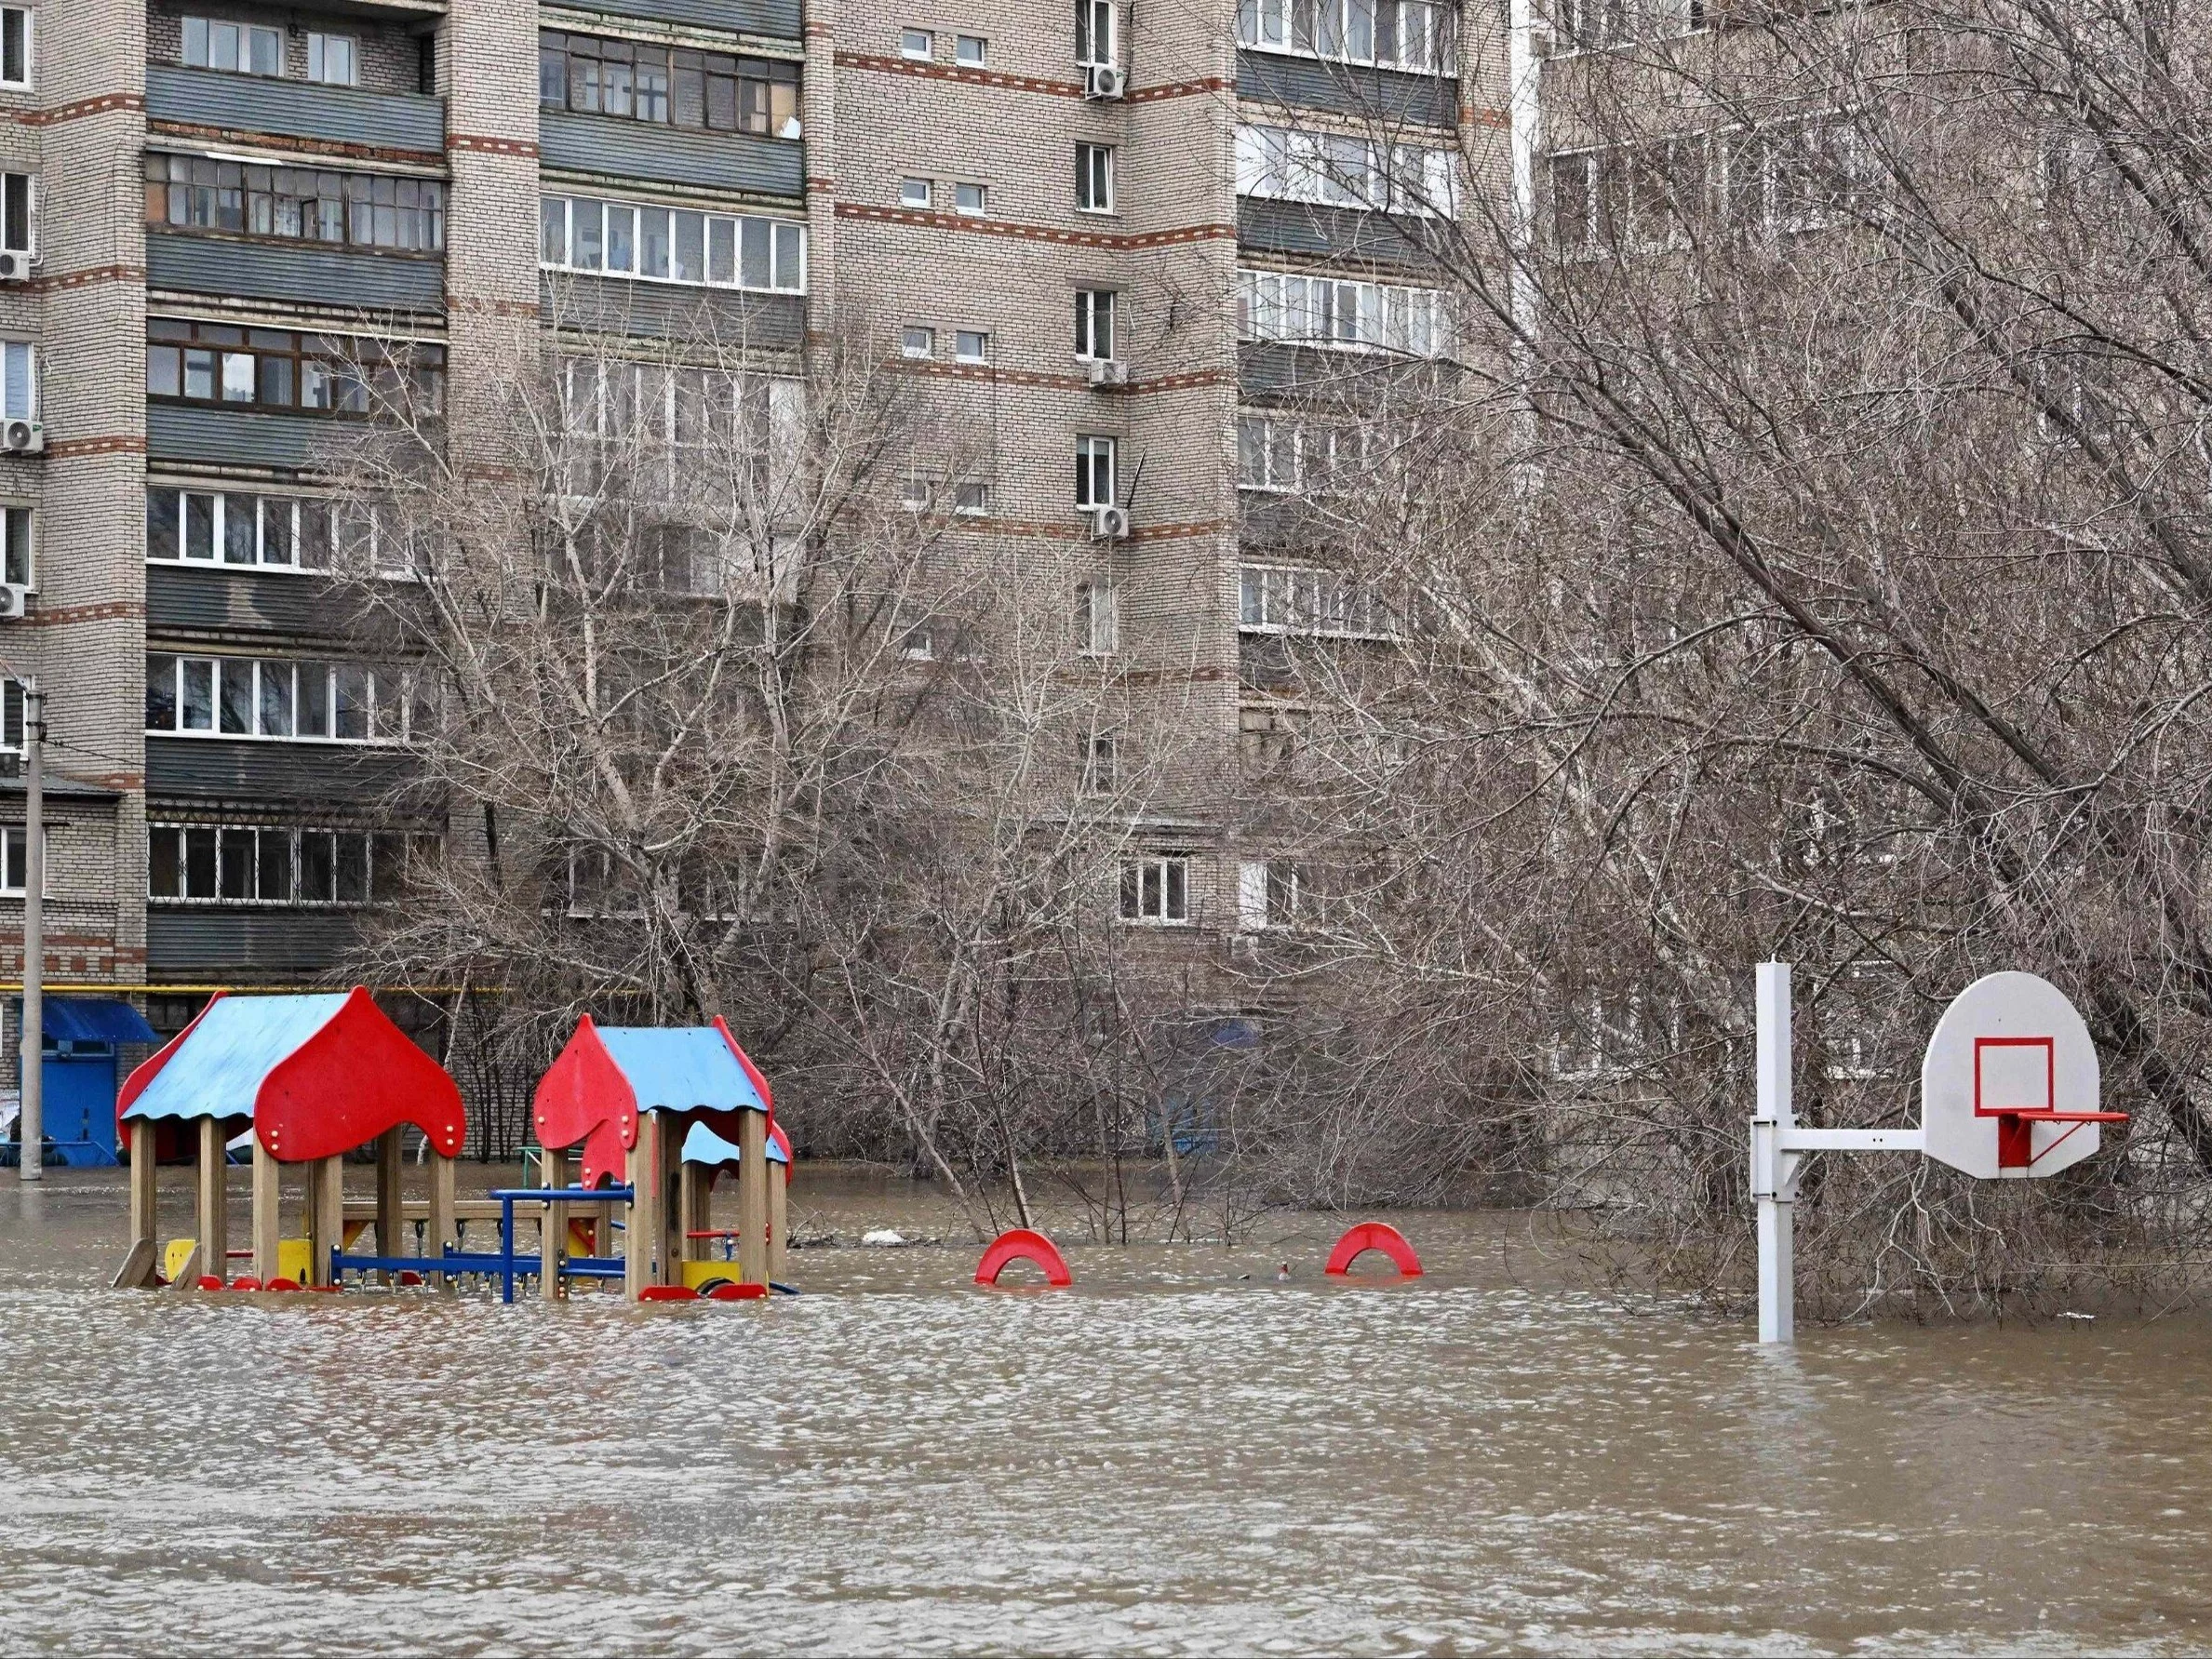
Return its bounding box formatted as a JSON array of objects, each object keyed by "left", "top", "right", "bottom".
[
  {"left": 18, "top": 677, "right": 40, "bottom": 1183},
  {"left": 1753, "top": 961, "right": 1793, "bottom": 1343}
]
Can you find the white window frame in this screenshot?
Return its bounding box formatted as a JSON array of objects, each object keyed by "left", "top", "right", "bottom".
[
  {"left": 1119, "top": 853, "right": 1189, "bottom": 925},
  {"left": 1077, "top": 143, "right": 1116, "bottom": 214},
  {"left": 1238, "top": 267, "right": 1446, "bottom": 355},
  {"left": 0, "top": 8, "right": 32, "bottom": 91},
  {"left": 1075, "top": 435, "right": 1117, "bottom": 508},
  {"left": 305, "top": 31, "right": 356, "bottom": 86},
  {"left": 147, "top": 822, "right": 427, "bottom": 906},
  {"left": 1081, "top": 729, "right": 1117, "bottom": 795},
  {"left": 900, "top": 177, "right": 933, "bottom": 208},
  {"left": 1238, "top": 560, "right": 1397, "bottom": 639},
  {"left": 540, "top": 194, "right": 807, "bottom": 294},
  {"left": 1234, "top": 0, "right": 1455, "bottom": 73},
  {"left": 956, "top": 33, "right": 987, "bottom": 65},
  {"left": 1, "top": 823, "right": 49, "bottom": 897},
  {"left": 1075, "top": 288, "right": 1117, "bottom": 361},
  {"left": 181, "top": 16, "right": 283, "bottom": 76},
  {"left": 901, "top": 325, "right": 935, "bottom": 359},
  {"left": 953, "top": 181, "right": 988, "bottom": 215},
  {"left": 952, "top": 480, "right": 988, "bottom": 516},
  {"left": 1235, "top": 123, "right": 1458, "bottom": 216},
  {"left": 0, "top": 338, "right": 35, "bottom": 421},
  {"left": 1076, "top": 0, "right": 1117, "bottom": 69},
  {"left": 899, "top": 27, "right": 933, "bottom": 60},
  {"left": 0, "top": 502, "right": 29, "bottom": 587},
  {"left": 1076, "top": 578, "right": 1117, "bottom": 654},
  {"left": 144, "top": 488, "right": 369, "bottom": 575},
  {"left": 953, "top": 328, "right": 989, "bottom": 364},
  {"left": 144, "top": 653, "right": 416, "bottom": 745},
  {"left": 0, "top": 171, "right": 34, "bottom": 257}
]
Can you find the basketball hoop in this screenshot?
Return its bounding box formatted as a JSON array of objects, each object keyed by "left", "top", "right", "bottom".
[{"left": 1749, "top": 965, "right": 2127, "bottom": 1344}]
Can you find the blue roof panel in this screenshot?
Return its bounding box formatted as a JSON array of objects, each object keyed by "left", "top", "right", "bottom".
[
  {"left": 125, "top": 993, "right": 349, "bottom": 1123},
  {"left": 45, "top": 997, "right": 159, "bottom": 1046},
  {"left": 682, "top": 1120, "right": 788, "bottom": 1167},
  {"left": 597, "top": 1026, "right": 769, "bottom": 1117}
]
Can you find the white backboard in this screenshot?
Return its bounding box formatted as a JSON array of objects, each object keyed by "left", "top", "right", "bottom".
[{"left": 1921, "top": 971, "right": 2107, "bottom": 1179}]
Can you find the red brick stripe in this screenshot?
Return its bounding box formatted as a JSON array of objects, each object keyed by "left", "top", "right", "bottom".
[
  {"left": 449, "top": 132, "right": 538, "bottom": 158},
  {"left": 32, "top": 262, "right": 143, "bottom": 294},
  {"left": 895, "top": 358, "right": 1229, "bottom": 395},
  {"left": 834, "top": 52, "right": 1232, "bottom": 104},
  {"left": 29, "top": 598, "right": 146, "bottom": 624},
  {"left": 22, "top": 91, "right": 144, "bottom": 126},
  {"left": 46, "top": 435, "right": 146, "bottom": 461},
  {"left": 836, "top": 200, "right": 1232, "bottom": 250},
  {"left": 149, "top": 119, "right": 443, "bottom": 169}
]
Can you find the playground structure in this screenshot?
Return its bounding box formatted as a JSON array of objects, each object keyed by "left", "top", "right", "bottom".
[
  {"left": 112, "top": 988, "right": 466, "bottom": 1291},
  {"left": 531, "top": 1014, "right": 784, "bottom": 1299},
  {"left": 1324, "top": 1222, "right": 1423, "bottom": 1278},
  {"left": 975, "top": 1227, "right": 1074, "bottom": 1287}
]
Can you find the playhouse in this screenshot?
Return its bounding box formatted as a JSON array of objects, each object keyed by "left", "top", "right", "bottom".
[
  {"left": 112, "top": 988, "right": 466, "bottom": 1290},
  {"left": 532, "top": 1014, "right": 784, "bottom": 1297}
]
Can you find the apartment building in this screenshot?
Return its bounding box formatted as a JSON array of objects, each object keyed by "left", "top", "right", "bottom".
[{"left": 0, "top": 0, "right": 1489, "bottom": 1157}]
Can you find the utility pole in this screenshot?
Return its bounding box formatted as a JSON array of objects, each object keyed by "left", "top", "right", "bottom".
[{"left": 17, "top": 676, "right": 39, "bottom": 1183}]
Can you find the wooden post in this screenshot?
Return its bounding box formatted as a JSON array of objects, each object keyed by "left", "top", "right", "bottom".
[
  {"left": 737, "top": 1108, "right": 769, "bottom": 1287},
  {"left": 541, "top": 1145, "right": 568, "bottom": 1303},
  {"left": 677, "top": 1157, "right": 704, "bottom": 1262},
  {"left": 307, "top": 1154, "right": 343, "bottom": 1287},
  {"left": 375, "top": 1128, "right": 403, "bottom": 1285},
  {"left": 114, "top": 1117, "right": 159, "bottom": 1288},
  {"left": 428, "top": 1150, "right": 456, "bottom": 1290},
  {"left": 624, "top": 1111, "right": 663, "bottom": 1298},
  {"left": 768, "top": 1161, "right": 788, "bottom": 1285},
  {"left": 251, "top": 1136, "right": 281, "bottom": 1284},
  {"left": 195, "top": 1116, "right": 227, "bottom": 1286}
]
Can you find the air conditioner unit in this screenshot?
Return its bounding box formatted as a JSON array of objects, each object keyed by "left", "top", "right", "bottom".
[
  {"left": 0, "top": 583, "right": 28, "bottom": 620},
  {"left": 1, "top": 419, "right": 43, "bottom": 454},
  {"left": 1085, "top": 63, "right": 1127, "bottom": 100},
  {"left": 1086, "top": 503, "right": 1130, "bottom": 541},
  {"left": 1086, "top": 357, "right": 1129, "bottom": 388},
  {"left": 0, "top": 250, "right": 29, "bottom": 283}
]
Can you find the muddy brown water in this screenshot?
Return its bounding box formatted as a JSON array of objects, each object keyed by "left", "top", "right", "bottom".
[{"left": 2, "top": 1164, "right": 2210, "bottom": 1653}]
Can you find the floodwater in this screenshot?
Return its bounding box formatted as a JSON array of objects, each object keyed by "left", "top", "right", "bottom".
[{"left": 3, "top": 1168, "right": 2211, "bottom": 1654}]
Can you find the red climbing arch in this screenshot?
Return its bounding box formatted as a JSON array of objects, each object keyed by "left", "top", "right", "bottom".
[
  {"left": 1324, "top": 1222, "right": 1423, "bottom": 1278},
  {"left": 974, "top": 1228, "right": 1073, "bottom": 1288}
]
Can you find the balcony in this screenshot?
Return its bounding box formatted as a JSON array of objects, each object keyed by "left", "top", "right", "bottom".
[
  {"left": 147, "top": 65, "right": 445, "bottom": 158},
  {"left": 578, "top": 0, "right": 801, "bottom": 42},
  {"left": 540, "top": 110, "right": 802, "bottom": 199},
  {"left": 148, "top": 234, "right": 445, "bottom": 315}
]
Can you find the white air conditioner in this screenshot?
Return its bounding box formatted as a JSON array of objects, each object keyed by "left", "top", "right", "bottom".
[
  {"left": 0, "top": 583, "right": 28, "bottom": 620},
  {"left": 1086, "top": 502, "right": 1130, "bottom": 541},
  {"left": 0, "top": 250, "right": 29, "bottom": 283},
  {"left": 1, "top": 419, "right": 43, "bottom": 454},
  {"left": 1086, "top": 357, "right": 1129, "bottom": 388},
  {"left": 1085, "top": 63, "right": 1127, "bottom": 100}
]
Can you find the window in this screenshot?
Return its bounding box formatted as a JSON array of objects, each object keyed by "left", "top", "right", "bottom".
[
  {"left": 1075, "top": 435, "right": 1116, "bottom": 508},
  {"left": 1239, "top": 561, "right": 1397, "bottom": 637},
  {"left": 899, "top": 475, "right": 931, "bottom": 509},
  {"left": 0, "top": 679, "right": 20, "bottom": 752},
  {"left": 1075, "top": 288, "right": 1116, "bottom": 360},
  {"left": 1724, "top": 117, "right": 1869, "bottom": 235},
  {"left": 900, "top": 28, "right": 933, "bottom": 59},
  {"left": 0, "top": 172, "right": 31, "bottom": 255},
  {"left": 539, "top": 32, "right": 801, "bottom": 139},
  {"left": 956, "top": 33, "right": 987, "bottom": 65},
  {"left": 540, "top": 195, "right": 804, "bottom": 292},
  {"left": 953, "top": 481, "right": 987, "bottom": 515},
  {"left": 1238, "top": 413, "right": 1374, "bottom": 496},
  {"left": 900, "top": 177, "right": 933, "bottom": 208},
  {"left": 1076, "top": 579, "right": 1116, "bottom": 654},
  {"left": 954, "top": 328, "right": 988, "bottom": 364},
  {"left": 1, "top": 825, "right": 47, "bottom": 897},
  {"left": 146, "top": 156, "right": 446, "bottom": 253},
  {"left": 1546, "top": 0, "right": 1700, "bottom": 53},
  {"left": 1238, "top": 269, "right": 1446, "bottom": 355},
  {"left": 1235, "top": 0, "right": 1454, "bottom": 70},
  {"left": 901, "top": 326, "right": 935, "bottom": 358},
  {"left": 0, "top": 339, "right": 33, "bottom": 420},
  {"left": 953, "top": 181, "right": 987, "bottom": 215},
  {"left": 182, "top": 17, "right": 282, "bottom": 76},
  {"left": 0, "top": 8, "right": 29, "bottom": 88},
  {"left": 145, "top": 320, "right": 443, "bottom": 417},
  {"left": 1119, "top": 853, "right": 1188, "bottom": 924},
  {"left": 145, "top": 654, "right": 418, "bottom": 743},
  {"left": 1076, "top": 0, "right": 1115, "bottom": 67},
  {"left": 1082, "top": 730, "right": 1117, "bottom": 794},
  {"left": 149, "top": 823, "right": 428, "bottom": 905},
  {"left": 306, "top": 32, "right": 355, "bottom": 85},
  {"left": 1236, "top": 124, "right": 1458, "bottom": 215},
  {"left": 145, "top": 488, "right": 360, "bottom": 572},
  {"left": 0, "top": 503, "right": 30, "bottom": 586},
  {"left": 1077, "top": 144, "right": 1115, "bottom": 213}
]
